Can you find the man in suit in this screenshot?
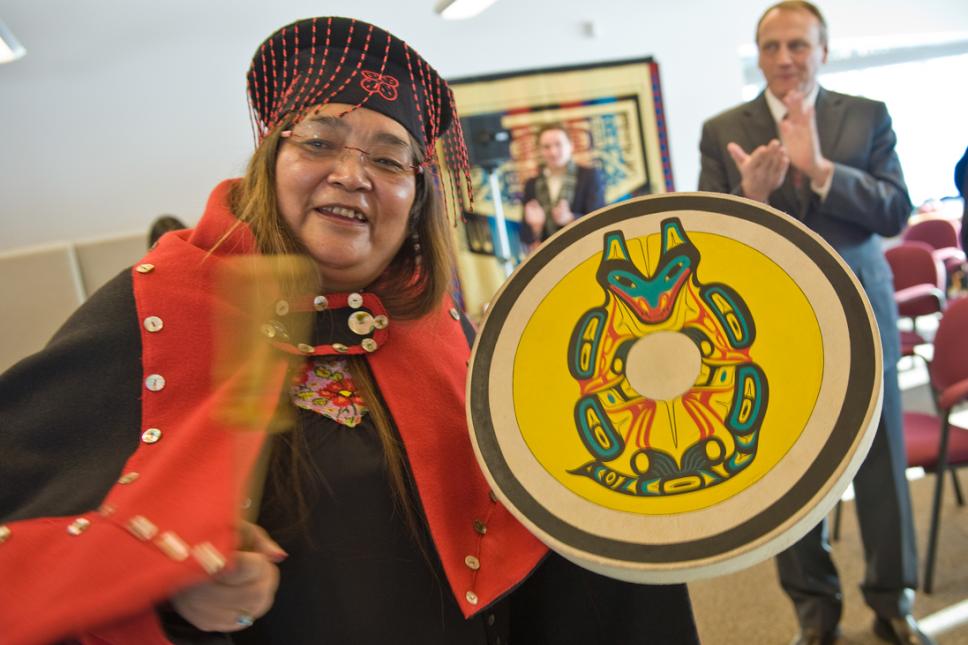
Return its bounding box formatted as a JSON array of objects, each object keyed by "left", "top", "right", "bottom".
[
  {"left": 519, "top": 123, "right": 606, "bottom": 251},
  {"left": 698, "top": 3, "right": 931, "bottom": 644}
]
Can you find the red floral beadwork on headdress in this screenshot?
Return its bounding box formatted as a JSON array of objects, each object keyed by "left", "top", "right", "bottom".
[{"left": 360, "top": 70, "right": 399, "bottom": 101}]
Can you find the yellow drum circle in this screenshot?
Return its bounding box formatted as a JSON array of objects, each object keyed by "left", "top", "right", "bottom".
[{"left": 467, "top": 193, "right": 882, "bottom": 583}]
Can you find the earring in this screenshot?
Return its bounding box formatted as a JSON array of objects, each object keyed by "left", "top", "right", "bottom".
[{"left": 411, "top": 230, "right": 422, "bottom": 260}]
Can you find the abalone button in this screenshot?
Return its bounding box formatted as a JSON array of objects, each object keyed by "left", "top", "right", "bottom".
[
  {"left": 145, "top": 374, "right": 166, "bottom": 391},
  {"left": 143, "top": 316, "right": 164, "bottom": 332},
  {"left": 348, "top": 312, "right": 375, "bottom": 335},
  {"left": 67, "top": 518, "right": 91, "bottom": 536}
]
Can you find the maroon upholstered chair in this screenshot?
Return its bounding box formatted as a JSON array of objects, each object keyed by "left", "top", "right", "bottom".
[
  {"left": 885, "top": 241, "right": 946, "bottom": 328},
  {"left": 901, "top": 217, "right": 966, "bottom": 282},
  {"left": 903, "top": 296, "right": 968, "bottom": 593},
  {"left": 831, "top": 302, "right": 968, "bottom": 586},
  {"left": 899, "top": 330, "right": 926, "bottom": 358}
]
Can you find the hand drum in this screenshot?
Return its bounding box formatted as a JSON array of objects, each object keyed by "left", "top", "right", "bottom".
[{"left": 467, "top": 193, "right": 881, "bottom": 582}]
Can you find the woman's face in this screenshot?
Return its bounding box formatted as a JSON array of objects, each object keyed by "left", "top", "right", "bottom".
[{"left": 275, "top": 103, "right": 418, "bottom": 293}]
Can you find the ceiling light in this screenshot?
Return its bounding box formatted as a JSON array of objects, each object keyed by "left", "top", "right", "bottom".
[
  {"left": 0, "top": 19, "right": 26, "bottom": 64},
  {"left": 435, "top": 0, "right": 500, "bottom": 20}
]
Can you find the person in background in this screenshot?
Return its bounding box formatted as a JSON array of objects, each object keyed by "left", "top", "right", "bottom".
[
  {"left": 148, "top": 214, "right": 189, "bottom": 248},
  {"left": 0, "top": 16, "right": 699, "bottom": 645},
  {"left": 956, "top": 145, "right": 968, "bottom": 252},
  {"left": 519, "top": 122, "right": 606, "bottom": 251},
  {"left": 698, "top": 2, "right": 930, "bottom": 644}
]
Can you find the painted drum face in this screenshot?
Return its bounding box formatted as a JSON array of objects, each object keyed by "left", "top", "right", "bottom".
[
  {"left": 568, "top": 220, "right": 768, "bottom": 500},
  {"left": 467, "top": 193, "right": 882, "bottom": 583}
]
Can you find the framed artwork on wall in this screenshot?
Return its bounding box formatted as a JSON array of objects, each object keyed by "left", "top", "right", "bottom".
[{"left": 448, "top": 57, "right": 673, "bottom": 319}]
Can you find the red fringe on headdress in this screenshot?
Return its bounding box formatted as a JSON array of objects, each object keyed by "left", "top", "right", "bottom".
[{"left": 245, "top": 17, "right": 473, "bottom": 221}]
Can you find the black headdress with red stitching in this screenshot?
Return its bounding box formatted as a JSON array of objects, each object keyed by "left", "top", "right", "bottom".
[{"left": 246, "top": 17, "right": 472, "bottom": 214}]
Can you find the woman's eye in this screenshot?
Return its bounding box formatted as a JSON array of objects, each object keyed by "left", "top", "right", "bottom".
[
  {"left": 303, "top": 138, "right": 337, "bottom": 151},
  {"left": 374, "top": 157, "right": 406, "bottom": 171}
]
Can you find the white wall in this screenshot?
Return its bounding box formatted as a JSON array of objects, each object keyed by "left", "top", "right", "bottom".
[{"left": 2, "top": 0, "right": 967, "bottom": 252}]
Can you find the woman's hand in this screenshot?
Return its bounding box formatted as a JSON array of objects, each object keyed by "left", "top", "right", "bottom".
[{"left": 170, "top": 522, "right": 286, "bottom": 632}]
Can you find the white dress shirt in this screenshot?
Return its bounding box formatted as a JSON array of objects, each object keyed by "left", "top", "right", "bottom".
[{"left": 764, "top": 86, "right": 833, "bottom": 200}]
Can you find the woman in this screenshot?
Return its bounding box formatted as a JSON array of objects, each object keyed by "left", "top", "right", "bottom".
[{"left": 0, "top": 17, "right": 698, "bottom": 645}]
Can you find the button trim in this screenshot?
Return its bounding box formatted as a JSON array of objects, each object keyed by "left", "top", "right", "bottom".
[
  {"left": 118, "top": 472, "right": 140, "bottom": 485},
  {"left": 67, "top": 517, "right": 91, "bottom": 536},
  {"left": 127, "top": 515, "right": 158, "bottom": 541},
  {"left": 143, "top": 316, "right": 164, "bottom": 332},
  {"left": 145, "top": 374, "right": 166, "bottom": 392}
]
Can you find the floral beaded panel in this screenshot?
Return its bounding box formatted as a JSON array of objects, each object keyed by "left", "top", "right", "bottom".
[{"left": 289, "top": 357, "right": 368, "bottom": 428}]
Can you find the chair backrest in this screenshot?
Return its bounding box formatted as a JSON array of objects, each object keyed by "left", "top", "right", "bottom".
[
  {"left": 884, "top": 241, "right": 945, "bottom": 291},
  {"left": 901, "top": 218, "right": 960, "bottom": 251},
  {"left": 0, "top": 232, "right": 146, "bottom": 373},
  {"left": 74, "top": 232, "right": 146, "bottom": 296},
  {"left": 931, "top": 296, "right": 968, "bottom": 393},
  {"left": 0, "top": 243, "right": 86, "bottom": 372}
]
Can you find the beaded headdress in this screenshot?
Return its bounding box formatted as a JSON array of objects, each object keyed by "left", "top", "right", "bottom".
[{"left": 246, "top": 17, "right": 472, "bottom": 215}]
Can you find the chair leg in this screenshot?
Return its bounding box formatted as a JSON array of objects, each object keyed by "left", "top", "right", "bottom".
[
  {"left": 952, "top": 469, "right": 965, "bottom": 507},
  {"left": 924, "top": 417, "right": 953, "bottom": 594},
  {"left": 831, "top": 498, "right": 842, "bottom": 542}
]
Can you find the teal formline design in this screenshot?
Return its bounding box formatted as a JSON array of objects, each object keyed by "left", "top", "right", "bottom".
[
  {"left": 700, "top": 284, "right": 755, "bottom": 349},
  {"left": 574, "top": 395, "right": 625, "bottom": 461},
  {"left": 606, "top": 253, "right": 693, "bottom": 311},
  {"left": 568, "top": 310, "right": 607, "bottom": 380},
  {"left": 566, "top": 218, "right": 770, "bottom": 498},
  {"left": 728, "top": 364, "right": 768, "bottom": 434}
]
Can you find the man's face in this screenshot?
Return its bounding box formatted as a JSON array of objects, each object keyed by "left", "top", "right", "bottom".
[
  {"left": 757, "top": 8, "right": 828, "bottom": 98},
  {"left": 538, "top": 129, "right": 573, "bottom": 171}
]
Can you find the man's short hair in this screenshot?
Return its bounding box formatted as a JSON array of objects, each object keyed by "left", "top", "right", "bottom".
[
  {"left": 535, "top": 122, "right": 569, "bottom": 142},
  {"left": 755, "top": 1, "right": 828, "bottom": 48}
]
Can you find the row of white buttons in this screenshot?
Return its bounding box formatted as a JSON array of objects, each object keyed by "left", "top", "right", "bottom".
[
  {"left": 133, "top": 262, "right": 225, "bottom": 572},
  {"left": 464, "top": 490, "right": 499, "bottom": 606}
]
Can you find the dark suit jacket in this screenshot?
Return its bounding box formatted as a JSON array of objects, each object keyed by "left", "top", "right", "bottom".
[
  {"left": 698, "top": 88, "right": 912, "bottom": 371},
  {"left": 520, "top": 165, "right": 606, "bottom": 244}
]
